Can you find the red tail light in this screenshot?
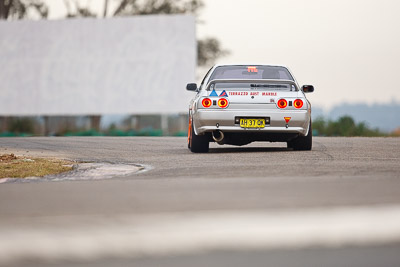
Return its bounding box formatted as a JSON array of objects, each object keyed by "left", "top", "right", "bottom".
[
  {"left": 202, "top": 98, "right": 212, "bottom": 108},
  {"left": 217, "top": 98, "right": 229, "bottom": 108},
  {"left": 277, "top": 99, "right": 288, "bottom": 109},
  {"left": 294, "top": 99, "right": 304, "bottom": 109}
]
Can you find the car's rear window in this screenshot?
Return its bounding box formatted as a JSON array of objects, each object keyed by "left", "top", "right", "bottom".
[{"left": 210, "top": 66, "right": 294, "bottom": 81}]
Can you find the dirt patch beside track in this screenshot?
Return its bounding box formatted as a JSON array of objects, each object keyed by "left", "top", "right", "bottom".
[{"left": 0, "top": 153, "right": 74, "bottom": 179}]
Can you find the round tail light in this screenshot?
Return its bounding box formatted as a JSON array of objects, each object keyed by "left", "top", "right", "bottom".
[
  {"left": 202, "top": 98, "right": 212, "bottom": 108},
  {"left": 217, "top": 98, "right": 229, "bottom": 108},
  {"left": 294, "top": 99, "right": 304, "bottom": 109},
  {"left": 277, "top": 99, "right": 288, "bottom": 109}
]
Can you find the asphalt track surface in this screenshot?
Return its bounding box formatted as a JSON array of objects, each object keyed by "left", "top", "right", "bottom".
[{"left": 1, "top": 137, "right": 400, "bottom": 267}]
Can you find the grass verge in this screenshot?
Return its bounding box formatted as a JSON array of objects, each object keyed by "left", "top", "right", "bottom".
[{"left": 0, "top": 154, "right": 74, "bottom": 179}]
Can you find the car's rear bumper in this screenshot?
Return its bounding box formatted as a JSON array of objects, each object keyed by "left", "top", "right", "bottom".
[{"left": 193, "top": 109, "right": 311, "bottom": 136}]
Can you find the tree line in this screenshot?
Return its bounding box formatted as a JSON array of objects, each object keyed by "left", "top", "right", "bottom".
[
  {"left": 313, "top": 116, "right": 387, "bottom": 137},
  {"left": 3, "top": 115, "right": 398, "bottom": 137}
]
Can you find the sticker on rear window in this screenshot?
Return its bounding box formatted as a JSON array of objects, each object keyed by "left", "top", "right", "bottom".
[{"left": 247, "top": 66, "right": 258, "bottom": 73}]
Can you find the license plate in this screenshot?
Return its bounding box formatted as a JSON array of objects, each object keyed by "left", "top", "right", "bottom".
[{"left": 240, "top": 118, "right": 265, "bottom": 128}]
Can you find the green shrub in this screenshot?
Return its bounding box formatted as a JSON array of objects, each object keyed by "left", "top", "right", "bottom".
[
  {"left": 8, "top": 117, "right": 35, "bottom": 134},
  {"left": 313, "top": 116, "right": 386, "bottom": 137}
]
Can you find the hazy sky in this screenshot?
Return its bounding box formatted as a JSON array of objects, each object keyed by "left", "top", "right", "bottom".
[{"left": 46, "top": 0, "right": 400, "bottom": 110}]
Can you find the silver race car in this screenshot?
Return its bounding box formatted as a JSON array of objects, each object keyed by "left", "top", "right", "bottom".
[{"left": 186, "top": 64, "right": 314, "bottom": 153}]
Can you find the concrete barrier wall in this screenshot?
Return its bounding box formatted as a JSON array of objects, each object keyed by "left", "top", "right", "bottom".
[{"left": 0, "top": 15, "right": 196, "bottom": 115}]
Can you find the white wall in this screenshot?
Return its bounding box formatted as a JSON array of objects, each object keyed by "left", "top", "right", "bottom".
[{"left": 0, "top": 15, "right": 196, "bottom": 115}]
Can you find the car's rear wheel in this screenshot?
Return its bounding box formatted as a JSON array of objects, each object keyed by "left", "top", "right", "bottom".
[
  {"left": 287, "top": 122, "right": 312, "bottom": 151},
  {"left": 188, "top": 116, "right": 209, "bottom": 153}
]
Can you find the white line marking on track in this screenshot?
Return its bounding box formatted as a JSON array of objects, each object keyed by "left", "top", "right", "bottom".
[{"left": 1, "top": 205, "right": 400, "bottom": 265}]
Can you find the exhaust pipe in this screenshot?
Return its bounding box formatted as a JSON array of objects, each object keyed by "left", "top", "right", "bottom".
[{"left": 212, "top": 130, "right": 225, "bottom": 144}]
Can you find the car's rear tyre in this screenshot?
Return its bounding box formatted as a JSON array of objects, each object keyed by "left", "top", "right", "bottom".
[
  {"left": 287, "top": 122, "right": 312, "bottom": 151},
  {"left": 188, "top": 117, "right": 209, "bottom": 153},
  {"left": 187, "top": 113, "right": 192, "bottom": 149}
]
